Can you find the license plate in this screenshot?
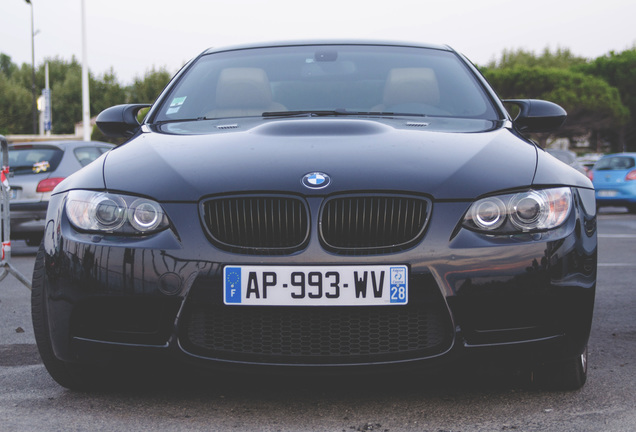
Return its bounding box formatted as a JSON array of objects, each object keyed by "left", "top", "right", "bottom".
[
  {"left": 223, "top": 265, "right": 408, "bottom": 306},
  {"left": 597, "top": 190, "right": 618, "bottom": 197}
]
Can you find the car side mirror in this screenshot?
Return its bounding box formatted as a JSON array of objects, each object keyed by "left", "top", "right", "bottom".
[
  {"left": 96, "top": 104, "right": 152, "bottom": 138},
  {"left": 503, "top": 99, "right": 567, "bottom": 133}
]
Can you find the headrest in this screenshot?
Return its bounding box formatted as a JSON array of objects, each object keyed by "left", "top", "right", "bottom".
[
  {"left": 382, "top": 68, "right": 440, "bottom": 106},
  {"left": 215, "top": 68, "right": 274, "bottom": 108}
]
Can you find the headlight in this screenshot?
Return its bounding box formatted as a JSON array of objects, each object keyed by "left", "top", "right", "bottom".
[
  {"left": 463, "top": 187, "right": 572, "bottom": 234},
  {"left": 66, "top": 190, "right": 169, "bottom": 235}
]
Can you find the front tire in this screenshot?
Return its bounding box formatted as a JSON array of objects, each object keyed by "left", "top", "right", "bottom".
[
  {"left": 31, "top": 244, "right": 110, "bottom": 390},
  {"left": 532, "top": 345, "right": 588, "bottom": 391}
]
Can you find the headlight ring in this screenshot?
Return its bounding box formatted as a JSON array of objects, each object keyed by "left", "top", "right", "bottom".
[
  {"left": 509, "top": 190, "right": 549, "bottom": 230},
  {"left": 129, "top": 198, "right": 163, "bottom": 232},
  {"left": 470, "top": 197, "right": 507, "bottom": 230},
  {"left": 92, "top": 194, "right": 127, "bottom": 231}
]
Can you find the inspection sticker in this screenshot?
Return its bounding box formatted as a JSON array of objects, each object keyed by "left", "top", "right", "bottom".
[{"left": 166, "top": 96, "right": 187, "bottom": 115}]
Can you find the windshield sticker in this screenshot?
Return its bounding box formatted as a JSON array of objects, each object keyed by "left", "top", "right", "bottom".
[
  {"left": 33, "top": 161, "right": 50, "bottom": 173},
  {"left": 170, "top": 96, "right": 187, "bottom": 107},
  {"left": 167, "top": 96, "right": 187, "bottom": 115}
]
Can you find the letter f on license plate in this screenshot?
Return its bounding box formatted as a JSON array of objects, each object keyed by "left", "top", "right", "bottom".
[{"left": 225, "top": 267, "right": 243, "bottom": 303}]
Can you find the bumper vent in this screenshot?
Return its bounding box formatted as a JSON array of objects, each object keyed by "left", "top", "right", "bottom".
[
  {"left": 201, "top": 195, "right": 309, "bottom": 254},
  {"left": 180, "top": 276, "right": 453, "bottom": 365},
  {"left": 320, "top": 194, "right": 431, "bottom": 254}
]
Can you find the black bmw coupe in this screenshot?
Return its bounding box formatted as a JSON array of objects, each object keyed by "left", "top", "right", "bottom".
[{"left": 32, "top": 41, "right": 597, "bottom": 390}]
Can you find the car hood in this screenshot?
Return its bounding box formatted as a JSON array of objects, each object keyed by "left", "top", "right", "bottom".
[{"left": 97, "top": 117, "right": 545, "bottom": 202}]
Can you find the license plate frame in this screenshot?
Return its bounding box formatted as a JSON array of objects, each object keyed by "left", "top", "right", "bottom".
[{"left": 223, "top": 265, "right": 408, "bottom": 306}]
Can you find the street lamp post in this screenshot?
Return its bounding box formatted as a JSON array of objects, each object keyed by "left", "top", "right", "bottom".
[
  {"left": 81, "top": 0, "right": 91, "bottom": 141},
  {"left": 25, "top": 0, "right": 37, "bottom": 135}
]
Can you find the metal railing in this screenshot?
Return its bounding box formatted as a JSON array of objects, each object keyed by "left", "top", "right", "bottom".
[{"left": 0, "top": 135, "right": 32, "bottom": 290}]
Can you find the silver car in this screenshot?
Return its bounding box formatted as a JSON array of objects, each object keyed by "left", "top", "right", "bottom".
[{"left": 7, "top": 140, "right": 114, "bottom": 246}]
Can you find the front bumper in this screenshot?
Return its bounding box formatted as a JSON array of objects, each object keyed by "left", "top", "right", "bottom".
[
  {"left": 594, "top": 181, "right": 636, "bottom": 207},
  {"left": 40, "top": 189, "right": 597, "bottom": 371}
]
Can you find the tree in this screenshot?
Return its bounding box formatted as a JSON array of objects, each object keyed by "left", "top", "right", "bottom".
[
  {"left": 0, "top": 53, "right": 175, "bottom": 136},
  {"left": 576, "top": 49, "right": 636, "bottom": 151},
  {"left": 0, "top": 53, "right": 18, "bottom": 78},
  {"left": 47, "top": 59, "right": 82, "bottom": 134},
  {"left": 482, "top": 47, "right": 631, "bottom": 151},
  {"left": 90, "top": 69, "right": 127, "bottom": 117},
  {"left": 128, "top": 67, "right": 172, "bottom": 103},
  {"left": 0, "top": 54, "right": 34, "bottom": 134},
  {"left": 34, "top": 57, "right": 124, "bottom": 134},
  {"left": 486, "top": 47, "right": 588, "bottom": 70},
  {"left": 0, "top": 72, "right": 32, "bottom": 135}
]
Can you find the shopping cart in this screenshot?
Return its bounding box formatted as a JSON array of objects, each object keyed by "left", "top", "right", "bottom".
[{"left": 0, "top": 135, "right": 32, "bottom": 289}]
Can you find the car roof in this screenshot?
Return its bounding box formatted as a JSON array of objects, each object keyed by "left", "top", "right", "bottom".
[
  {"left": 201, "top": 40, "right": 453, "bottom": 56},
  {"left": 9, "top": 141, "right": 114, "bottom": 150},
  {"left": 547, "top": 149, "right": 574, "bottom": 154},
  {"left": 599, "top": 152, "right": 636, "bottom": 159}
]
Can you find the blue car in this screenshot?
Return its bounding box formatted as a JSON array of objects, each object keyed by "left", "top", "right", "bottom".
[{"left": 590, "top": 153, "right": 636, "bottom": 212}]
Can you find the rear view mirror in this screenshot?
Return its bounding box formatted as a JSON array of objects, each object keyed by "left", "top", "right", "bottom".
[
  {"left": 96, "top": 104, "right": 151, "bottom": 138},
  {"left": 504, "top": 99, "right": 567, "bottom": 133}
]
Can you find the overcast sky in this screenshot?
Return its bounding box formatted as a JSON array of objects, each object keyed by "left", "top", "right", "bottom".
[{"left": 1, "top": 0, "right": 635, "bottom": 84}]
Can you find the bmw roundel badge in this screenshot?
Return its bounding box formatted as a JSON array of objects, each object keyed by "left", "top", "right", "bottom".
[{"left": 302, "top": 172, "right": 331, "bottom": 189}]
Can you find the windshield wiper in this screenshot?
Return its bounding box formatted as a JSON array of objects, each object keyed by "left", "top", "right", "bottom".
[
  {"left": 262, "top": 110, "right": 350, "bottom": 118},
  {"left": 262, "top": 110, "right": 427, "bottom": 118},
  {"left": 155, "top": 117, "right": 208, "bottom": 124},
  {"left": 9, "top": 166, "right": 34, "bottom": 173}
]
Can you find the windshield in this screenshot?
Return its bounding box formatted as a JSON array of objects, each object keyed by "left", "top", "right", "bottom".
[{"left": 153, "top": 45, "right": 498, "bottom": 122}]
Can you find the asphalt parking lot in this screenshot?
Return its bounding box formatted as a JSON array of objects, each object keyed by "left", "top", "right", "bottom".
[{"left": 1, "top": 208, "right": 635, "bottom": 432}]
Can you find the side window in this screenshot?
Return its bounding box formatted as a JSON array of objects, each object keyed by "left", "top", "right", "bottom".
[
  {"left": 597, "top": 157, "right": 636, "bottom": 171},
  {"left": 621, "top": 158, "right": 635, "bottom": 169},
  {"left": 74, "top": 147, "right": 106, "bottom": 167}
]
